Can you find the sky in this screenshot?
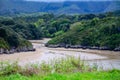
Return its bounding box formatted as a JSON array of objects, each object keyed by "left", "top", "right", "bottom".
[{"left": 25, "top": 0, "right": 115, "bottom": 2}]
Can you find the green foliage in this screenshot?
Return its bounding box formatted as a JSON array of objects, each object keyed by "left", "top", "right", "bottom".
[
  {"left": 0, "top": 22, "right": 33, "bottom": 49},
  {"left": 0, "top": 0, "right": 120, "bottom": 16},
  {"left": 0, "top": 57, "right": 120, "bottom": 80},
  {"left": 0, "top": 17, "right": 42, "bottom": 40},
  {"left": 0, "top": 61, "right": 21, "bottom": 76},
  {"left": 34, "top": 19, "right": 44, "bottom": 27},
  {"left": 0, "top": 11, "right": 120, "bottom": 50},
  {"left": 0, "top": 57, "right": 94, "bottom": 76},
  {"left": 0, "top": 61, "right": 120, "bottom": 80},
  {"left": 54, "top": 30, "right": 64, "bottom": 36},
  {"left": 41, "top": 18, "right": 71, "bottom": 37},
  {"left": 0, "top": 38, "right": 9, "bottom": 49},
  {"left": 0, "top": 71, "right": 120, "bottom": 80},
  {"left": 13, "top": 13, "right": 103, "bottom": 38},
  {"left": 48, "top": 16, "right": 120, "bottom": 50}
]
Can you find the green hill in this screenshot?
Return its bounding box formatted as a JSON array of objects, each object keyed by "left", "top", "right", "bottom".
[
  {"left": 0, "top": 17, "right": 40, "bottom": 54},
  {"left": 0, "top": 0, "right": 120, "bottom": 16},
  {"left": 47, "top": 13, "right": 120, "bottom": 51}
]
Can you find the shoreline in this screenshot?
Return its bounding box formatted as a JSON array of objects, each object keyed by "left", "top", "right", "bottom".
[
  {"left": 0, "top": 48, "right": 42, "bottom": 65},
  {"left": 46, "top": 44, "right": 120, "bottom": 51},
  {"left": 47, "top": 47, "right": 120, "bottom": 59},
  {"left": 0, "top": 39, "right": 120, "bottom": 70}
]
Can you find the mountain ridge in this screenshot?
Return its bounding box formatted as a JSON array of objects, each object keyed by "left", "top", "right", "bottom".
[{"left": 0, "top": 0, "right": 120, "bottom": 16}]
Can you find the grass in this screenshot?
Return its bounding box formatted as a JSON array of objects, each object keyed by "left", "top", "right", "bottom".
[
  {"left": 0, "top": 57, "right": 120, "bottom": 80},
  {"left": 0, "top": 70, "right": 120, "bottom": 80}
]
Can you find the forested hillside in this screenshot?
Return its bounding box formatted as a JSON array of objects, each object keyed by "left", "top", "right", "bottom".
[
  {"left": 0, "top": 17, "right": 40, "bottom": 53},
  {"left": 0, "top": 10, "right": 120, "bottom": 54},
  {"left": 11, "top": 13, "right": 96, "bottom": 38},
  {"left": 0, "top": 0, "right": 120, "bottom": 16},
  {"left": 47, "top": 11, "right": 120, "bottom": 51}
]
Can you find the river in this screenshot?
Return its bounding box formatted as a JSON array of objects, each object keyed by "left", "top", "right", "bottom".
[{"left": 0, "top": 38, "right": 120, "bottom": 70}]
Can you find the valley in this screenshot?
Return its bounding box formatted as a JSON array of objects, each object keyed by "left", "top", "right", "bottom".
[
  {"left": 0, "top": 39, "right": 120, "bottom": 70},
  {"left": 0, "top": 11, "right": 120, "bottom": 74},
  {"left": 0, "top": 1, "right": 120, "bottom": 79}
]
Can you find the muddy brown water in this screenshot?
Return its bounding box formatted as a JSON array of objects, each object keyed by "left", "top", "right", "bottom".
[{"left": 0, "top": 38, "right": 120, "bottom": 70}]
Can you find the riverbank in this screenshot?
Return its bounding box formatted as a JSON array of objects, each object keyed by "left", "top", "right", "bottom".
[
  {"left": 0, "top": 39, "right": 120, "bottom": 70},
  {"left": 0, "top": 56, "right": 120, "bottom": 80},
  {"left": 48, "top": 48, "right": 120, "bottom": 60},
  {"left": 46, "top": 44, "right": 120, "bottom": 51},
  {"left": 0, "top": 45, "right": 35, "bottom": 54},
  {"left": 0, "top": 48, "right": 42, "bottom": 65},
  {"left": 0, "top": 39, "right": 120, "bottom": 80}
]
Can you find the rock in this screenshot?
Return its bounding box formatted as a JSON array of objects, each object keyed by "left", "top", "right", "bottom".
[
  {"left": 27, "top": 46, "right": 36, "bottom": 51},
  {"left": 70, "top": 45, "right": 79, "bottom": 48},
  {"left": 47, "top": 45, "right": 59, "bottom": 48},
  {"left": 65, "top": 45, "right": 83, "bottom": 48},
  {"left": 0, "top": 48, "right": 4, "bottom": 54},
  {"left": 32, "top": 48, "right": 36, "bottom": 51},
  {"left": 89, "top": 46, "right": 99, "bottom": 50},
  {"left": 99, "top": 46, "right": 110, "bottom": 50},
  {"left": 4, "top": 49, "right": 10, "bottom": 54},
  {"left": 65, "top": 44, "right": 71, "bottom": 48},
  {"left": 16, "top": 48, "right": 20, "bottom": 52},
  {"left": 114, "top": 47, "right": 120, "bottom": 51},
  {"left": 46, "top": 44, "right": 119, "bottom": 51},
  {"left": 9, "top": 49, "right": 15, "bottom": 54},
  {"left": 45, "top": 43, "right": 49, "bottom": 47},
  {"left": 58, "top": 43, "right": 66, "bottom": 47},
  {"left": 82, "top": 46, "right": 87, "bottom": 49},
  {"left": 0, "top": 45, "right": 35, "bottom": 54}
]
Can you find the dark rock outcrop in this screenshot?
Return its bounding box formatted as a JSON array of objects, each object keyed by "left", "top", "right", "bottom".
[
  {"left": 46, "top": 44, "right": 120, "bottom": 51},
  {"left": 99, "top": 46, "right": 110, "bottom": 50},
  {"left": 114, "top": 47, "right": 120, "bottom": 51},
  {"left": 0, "top": 46, "right": 36, "bottom": 54},
  {"left": 0, "top": 48, "right": 4, "bottom": 54}
]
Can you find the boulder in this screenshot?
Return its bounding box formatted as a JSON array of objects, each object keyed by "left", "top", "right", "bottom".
[
  {"left": 9, "top": 49, "right": 16, "bottom": 54},
  {"left": 89, "top": 46, "right": 99, "bottom": 50},
  {"left": 114, "top": 47, "right": 120, "bottom": 51},
  {"left": 4, "top": 49, "right": 10, "bottom": 54},
  {"left": 47, "top": 45, "right": 59, "bottom": 48},
  {"left": 65, "top": 44, "right": 71, "bottom": 48},
  {"left": 0, "top": 48, "right": 4, "bottom": 54},
  {"left": 27, "top": 46, "right": 36, "bottom": 51},
  {"left": 58, "top": 43, "right": 66, "bottom": 47},
  {"left": 99, "top": 46, "right": 110, "bottom": 50}
]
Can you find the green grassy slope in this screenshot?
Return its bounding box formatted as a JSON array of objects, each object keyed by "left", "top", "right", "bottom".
[{"left": 0, "top": 70, "right": 120, "bottom": 80}]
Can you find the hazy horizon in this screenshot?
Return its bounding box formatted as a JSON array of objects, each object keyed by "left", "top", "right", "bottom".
[{"left": 25, "top": 0, "right": 115, "bottom": 2}]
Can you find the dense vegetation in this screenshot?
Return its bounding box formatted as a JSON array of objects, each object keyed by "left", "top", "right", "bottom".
[
  {"left": 0, "top": 13, "right": 73, "bottom": 52},
  {"left": 47, "top": 11, "right": 120, "bottom": 51},
  {"left": 0, "top": 57, "right": 120, "bottom": 80},
  {"left": 0, "top": 10, "right": 120, "bottom": 52},
  {"left": 11, "top": 13, "right": 96, "bottom": 38},
  {"left": 0, "top": 17, "right": 40, "bottom": 53},
  {"left": 0, "top": 0, "right": 120, "bottom": 16},
  {"left": 0, "top": 70, "right": 120, "bottom": 80},
  {"left": 0, "top": 1, "right": 120, "bottom": 79}
]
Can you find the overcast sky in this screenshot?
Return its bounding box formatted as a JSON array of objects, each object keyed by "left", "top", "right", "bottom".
[{"left": 25, "top": 0, "right": 115, "bottom": 2}]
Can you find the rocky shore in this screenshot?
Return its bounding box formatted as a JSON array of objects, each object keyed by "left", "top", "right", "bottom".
[
  {"left": 45, "top": 44, "right": 120, "bottom": 51},
  {"left": 0, "top": 46, "right": 35, "bottom": 54}
]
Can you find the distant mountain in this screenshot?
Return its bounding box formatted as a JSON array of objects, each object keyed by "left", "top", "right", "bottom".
[{"left": 0, "top": 0, "right": 120, "bottom": 16}]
